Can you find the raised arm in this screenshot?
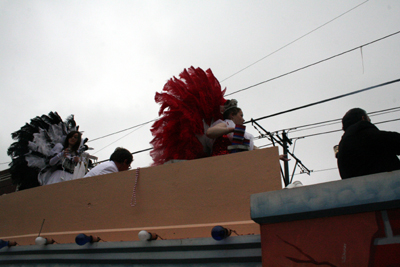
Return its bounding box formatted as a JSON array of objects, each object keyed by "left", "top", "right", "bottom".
[
  {"left": 48, "top": 143, "right": 65, "bottom": 166},
  {"left": 206, "top": 122, "right": 234, "bottom": 139}
]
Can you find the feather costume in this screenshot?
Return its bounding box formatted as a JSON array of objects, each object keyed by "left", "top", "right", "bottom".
[
  {"left": 150, "top": 67, "right": 226, "bottom": 165},
  {"left": 7, "top": 112, "right": 90, "bottom": 190}
]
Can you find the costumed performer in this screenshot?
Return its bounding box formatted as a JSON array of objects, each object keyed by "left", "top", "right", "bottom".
[
  {"left": 8, "top": 111, "right": 92, "bottom": 190},
  {"left": 207, "top": 99, "right": 289, "bottom": 161},
  {"left": 206, "top": 99, "right": 255, "bottom": 156},
  {"left": 38, "top": 131, "right": 83, "bottom": 185},
  {"left": 150, "top": 66, "right": 226, "bottom": 165}
]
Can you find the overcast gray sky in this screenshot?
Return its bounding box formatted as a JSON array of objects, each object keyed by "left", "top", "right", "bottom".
[{"left": 1, "top": 0, "right": 399, "bottom": 186}]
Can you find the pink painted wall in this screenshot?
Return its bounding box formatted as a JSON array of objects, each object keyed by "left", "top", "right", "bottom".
[{"left": 0, "top": 147, "right": 281, "bottom": 245}]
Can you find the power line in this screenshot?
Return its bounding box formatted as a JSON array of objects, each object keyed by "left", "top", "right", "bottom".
[
  {"left": 292, "top": 129, "right": 342, "bottom": 140},
  {"left": 252, "top": 106, "right": 400, "bottom": 138},
  {"left": 23, "top": 8, "right": 396, "bottom": 165},
  {"left": 2, "top": 104, "right": 398, "bottom": 168},
  {"left": 294, "top": 167, "right": 339, "bottom": 176},
  {"left": 254, "top": 105, "right": 400, "bottom": 146},
  {"left": 96, "top": 148, "right": 152, "bottom": 165},
  {"left": 256, "top": 117, "right": 400, "bottom": 145},
  {"left": 288, "top": 121, "right": 340, "bottom": 134},
  {"left": 11, "top": 33, "right": 397, "bottom": 166},
  {"left": 97, "top": 91, "right": 400, "bottom": 160},
  {"left": 86, "top": 31, "right": 400, "bottom": 145},
  {"left": 88, "top": 118, "right": 156, "bottom": 143},
  {"left": 61, "top": 115, "right": 400, "bottom": 167},
  {"left": 92, "top": 123, "right": 148, "bottom": 155},
  {"left": 273, "top": 118, "right": 341, "bottom": 134},
  {"left": 225, "top": 30, "right": 400, "bottom": 97},
  {"left": 247, "top": 78, "right": 400, "bottom": 124},
  {"left": 291, "top": 118, "right": 400, "bottom": 140},
  {"left": 132, "top": 148, "right": 152, "bottom": 155},
  {"left": 367, "top": 107, "right": 400, "bottom": 117},
  {"left": 220, "top": 0, "right": 369, "bottom": 82},
  {"left": 126, "top": 107, "right": 400, "bottom": 159},
  {"left": 281, "top": 106, "right": 400, "bottom": 134}
]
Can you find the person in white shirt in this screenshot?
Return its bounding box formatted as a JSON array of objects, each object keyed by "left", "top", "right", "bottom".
[{"left": 84, "top": 147, "right": 133, "bottom": 177}]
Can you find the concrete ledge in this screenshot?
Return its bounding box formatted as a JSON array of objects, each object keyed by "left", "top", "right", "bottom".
[
  {"left": 251, "top": 170, "right": 400, "bottom": 224},
  {"left": 0, "top": 235, "right": 261, "bottom": 266}
]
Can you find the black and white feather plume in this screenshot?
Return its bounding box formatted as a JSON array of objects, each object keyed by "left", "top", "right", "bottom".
[{"left": 7, "top": 112, "right": 90, "bottom": 190}]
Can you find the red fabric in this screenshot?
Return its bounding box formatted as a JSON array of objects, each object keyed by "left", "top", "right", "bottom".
[
  {"left": 211, "top": 135, "right": 231, "bottom": 156},
  {"left": 150, "top": 67, "right": 226, "bottom": 165}
]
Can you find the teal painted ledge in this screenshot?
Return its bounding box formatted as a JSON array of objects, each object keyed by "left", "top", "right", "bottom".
[{"left": 251, "top": 170, "right": 400, "bottom": 224}]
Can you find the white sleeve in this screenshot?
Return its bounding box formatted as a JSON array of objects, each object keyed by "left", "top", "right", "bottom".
[
  {"left": 244, "top": 132, "right": 255, "bottom": 150},
  {"left": 49, "top": 143, "right": 64, "bottom": 166}
]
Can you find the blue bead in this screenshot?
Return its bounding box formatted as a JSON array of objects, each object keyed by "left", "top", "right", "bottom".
[
  {"left": 75, "top": 234, "right": 92, "bottom": 246},
  {"left": 211, "top": 226, "right": 229, "bottom": 241},
  {"left": 0, "top": 240, "right": 9, "bottom": 249}
]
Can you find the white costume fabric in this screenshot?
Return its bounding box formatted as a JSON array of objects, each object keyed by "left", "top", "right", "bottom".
[
  {"left": 38, "top": 143, "right": 77, "bottom": 185},
  {"left": 209, "top": 119, "right": 255, "bottom": 150},
  {"left": 84, "top": 161, "right": 119, "bottom": 178}
]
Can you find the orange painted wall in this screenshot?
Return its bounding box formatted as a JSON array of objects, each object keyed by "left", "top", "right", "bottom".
[{"left": 0, "top": 147, "right": 281, "bottom": 245}]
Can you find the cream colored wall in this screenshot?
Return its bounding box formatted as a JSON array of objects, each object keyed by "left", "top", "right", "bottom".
[{"left": 0, "top": 147, "right": 281, "bottom": 245}]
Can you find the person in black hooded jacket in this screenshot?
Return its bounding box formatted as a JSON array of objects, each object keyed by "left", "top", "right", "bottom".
[{"left": 337, "top": 108, "right": 400, "bottom": 179}]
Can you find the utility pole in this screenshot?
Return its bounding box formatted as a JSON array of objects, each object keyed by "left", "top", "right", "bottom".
[
  {"left": 282, "top": 131, "right": 291, "bottom": 187},
  {"left": 250, "top": 119, "right": 310, "bottom": 186}
]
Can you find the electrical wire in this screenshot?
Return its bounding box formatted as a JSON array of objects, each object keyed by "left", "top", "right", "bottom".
[
  {"left": 274, "top": 118, "right": 341, "bottom": 134},
  {"left": 220, "top": 0, "right": 369, "bottom": 82},
  {"left": 94, "top": 103, "right": 400, "bottom": 160},
  {"left": 2, "top": 107, "right": 398, "bottom": 168},
  {"left": 294, "top": 167, "right": 339, "bottom": 176},
  {"left": 92, "top": 123, "right": 148, "bottom": 155},
  {"left": 28, "top": 31, "right": 399, "bottom": 165},
  {"left": 123, "top": 116, "right": 399, "bottom": 159},
  {"left": 290, "top": 118, "right": 400, "bottom": 140},
  {"left": 253, "top": 114, "right": 399, "bottom": 180},
  {"left": 369, "top": 107, "right": 400, "bottom": 116},
  {"left": 234, "top": 114, "right": 400, "bottom": 178},
  {"left": 225, "top": 30, "right": 400, "bottom": 97},
  {"left": 95, "top": 148, "right": 152, "bottom": 165},
  {"left": 246, "top": 78, "right": 400, "bottom": 124},
  {"left": 256, "top": 117, "right": 400, "bottom": 145},
  {"left": 88, "top": 119, "right": 156, "bottom": 143},
  {"left": 277, "top": 106, "right": 400, "bottom": 134},
  {"left": 86, "top": 75, "right": 400, "bottom": 154},
  {"left": 85, "top": 32, "right": 400, "bottom": 147}
]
